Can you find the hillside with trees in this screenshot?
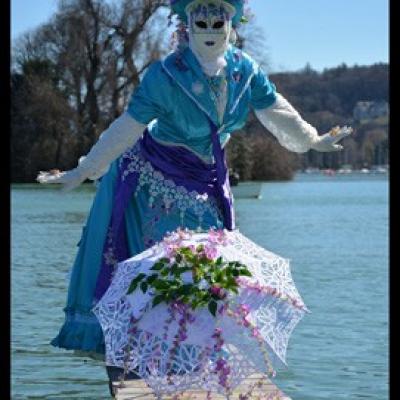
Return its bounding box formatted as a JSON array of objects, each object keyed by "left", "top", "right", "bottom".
[
  {"left": 11, "top": 0, "right": 388, "bottom": 182},
  {"left": 226, "top": 62, "right": 388, "bottom": 181}
]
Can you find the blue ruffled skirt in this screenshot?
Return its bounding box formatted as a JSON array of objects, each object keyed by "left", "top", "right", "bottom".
[{"left": 51, "top": 151, "right": 224, "bottom": 354}]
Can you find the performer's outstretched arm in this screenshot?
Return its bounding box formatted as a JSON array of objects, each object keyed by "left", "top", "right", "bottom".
[
  {"left": 37, "top": 112, "right": 146, "bottom": 191},
  {"left": 254, "top": 93, "right": 352, "bottom": 153}
]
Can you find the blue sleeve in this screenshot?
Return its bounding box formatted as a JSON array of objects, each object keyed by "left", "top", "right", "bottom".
[
  {"left": 250, "top": 64, "right": 277, "bottom": 110},
  {"left": 127, "top": 61, "right": 170, "bottom": 124}
]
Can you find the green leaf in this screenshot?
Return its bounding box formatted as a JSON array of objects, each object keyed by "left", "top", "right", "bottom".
[
  {"left": 153, "top": 279, "right": 170, "bottom": 290},
  {"left": 132, "top": 273, "right": 146, "bottom": 283},
  {"left": 227, "top": 277, "right": 237, "bottom": 287},
  {"left": 180, "top": 295, "right": 190, "bottom": 303},
  {"left": 171, "top": 263, "right": 180, "bottom": 275},
  {"left": 164, "top": 291, "right": 172, "bottom": 301},
  {"left": 127, "top": 273, "right": 146, "bottom": 293},
  {"left": 169, "top": 283, "right": 180, "bottom": 291},
  {"left": 161, "top": 269, "right": 170, "bottom": 277},
  {"left": 191, "top": 299, "right": 200, "bottom": 309},
  {"left": 208, "top": 300, "right": 218, "bottom": 317},
  {"left": 152, "top": 295, "right": 165, "bottom": 308},
  {"left": 127, "top": 282, "right": 138, "bottom": 294},
  {"left": 176, "top": 284, "right": 193, "bottom": 296},
  {"left": 151, "top": 262, "right": 165, "bottom": 271},
  {"left": 214, "top": 271, "right": 223, "bottom": 283},
  {"left": 239, "top": 269, "right": 252, "bottom": 277},
  {"left": 140, "top": 282, "right": 148, "bottom": 293},
  {"left": 179, "top": 247, "right": 192, "bottom": 257},
  {"left": 147, "top": 274, "right": 158, "bottom": 284},
  {"left": 199, "top": 256, "right": 210, "bottom": 265}
]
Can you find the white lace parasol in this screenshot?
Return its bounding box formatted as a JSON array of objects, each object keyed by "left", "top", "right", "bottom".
[{"left": 92, "top": 229, "right": 309, "bottom": 397}]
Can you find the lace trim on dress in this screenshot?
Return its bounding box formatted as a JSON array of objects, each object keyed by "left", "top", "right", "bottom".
[{"left": 119, "top": 144, "right": 223, "bottom": 230}]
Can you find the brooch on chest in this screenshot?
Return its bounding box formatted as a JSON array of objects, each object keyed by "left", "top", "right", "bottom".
[{"left": 192, "top": 81, "right": 205, "bottom": 95}]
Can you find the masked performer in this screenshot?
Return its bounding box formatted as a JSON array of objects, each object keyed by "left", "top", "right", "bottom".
[{"left": 38, "top": 0, "right": 352, "bottom": 395}]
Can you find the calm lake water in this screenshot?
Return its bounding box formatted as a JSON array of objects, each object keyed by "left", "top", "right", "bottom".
[{"left": 11, "top": 174, "right": 388, "bottom": 400}]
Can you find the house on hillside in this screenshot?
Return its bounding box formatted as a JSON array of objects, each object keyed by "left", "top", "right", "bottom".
[{"left": 353, "top": 101, "right": 389, "bottom": 122}]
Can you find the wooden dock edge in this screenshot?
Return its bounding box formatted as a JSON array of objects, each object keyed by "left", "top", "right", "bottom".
[{"left": 113, "top": 374, "right": 291, "bottom": 399}]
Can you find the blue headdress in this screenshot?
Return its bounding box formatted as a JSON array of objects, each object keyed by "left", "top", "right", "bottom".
[{"left": 170, "top": 0, "right": 246, "bottom": 28}]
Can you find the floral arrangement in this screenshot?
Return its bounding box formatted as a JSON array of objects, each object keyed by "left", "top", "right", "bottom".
[{"left": 127, "top": 229, "right": 252, "bottom": 317}]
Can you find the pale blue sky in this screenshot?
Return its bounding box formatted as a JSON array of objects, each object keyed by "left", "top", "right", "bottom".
[{"left": 11, "top": 0, "right": 389, "bottom": 72}]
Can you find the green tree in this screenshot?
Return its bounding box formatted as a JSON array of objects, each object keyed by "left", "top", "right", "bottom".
[{"left": 11, "top": 59, "right": 78, "bottom": 182}]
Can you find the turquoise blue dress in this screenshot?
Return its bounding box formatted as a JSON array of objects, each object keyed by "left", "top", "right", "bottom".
[{"left": 51, "top": 44, "right": 277, "bottom": 354}]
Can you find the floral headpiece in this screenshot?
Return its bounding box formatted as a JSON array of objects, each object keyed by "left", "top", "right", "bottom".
[{"left": 170, "top": 0, "right": 249, "bottom": 28}]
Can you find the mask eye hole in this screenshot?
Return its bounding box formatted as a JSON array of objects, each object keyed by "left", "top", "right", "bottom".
[
  {"left": 195, "top": 21, "right": 208, "bottom": 29},
  {"left": 212, "top": 21, "right": 225, "bottom": 29}
]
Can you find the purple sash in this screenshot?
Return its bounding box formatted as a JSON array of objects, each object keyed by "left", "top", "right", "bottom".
[{"left": 93, "top": 123, "right": 234, "bottom": 302}]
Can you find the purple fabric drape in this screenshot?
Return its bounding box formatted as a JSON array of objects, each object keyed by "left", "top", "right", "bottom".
[
  {"left": 94, "top": 124, "right": 234, "bottom": 302},
  {"left": 208, "top": 120, "right": 235, "bottom": 231}
]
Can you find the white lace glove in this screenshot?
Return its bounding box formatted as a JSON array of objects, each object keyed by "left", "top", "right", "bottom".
[
  {"left": 311, "top": 126, "right": 353, "bottom": 152},
  {"left": 255, "top": 93, "right": 352, "bottom": 153},
  {"left": 37, "top": 112, "right": 146, "bottom": 191},
  {"left": 36, "top": 168, "right": 88, "bottom": 192}
]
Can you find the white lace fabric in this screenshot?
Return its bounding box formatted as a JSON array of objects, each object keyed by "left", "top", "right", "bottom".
[
  {"left": 119, "top": 144, "right": 222, "bottom": 229},
  {"left": 255, "top": 93, "right": 320, "bottom": 153},
  {"left": 93, "top": 230, "right": 308, "bottom": 397}
]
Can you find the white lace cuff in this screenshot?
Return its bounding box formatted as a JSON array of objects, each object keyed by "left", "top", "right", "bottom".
[
  {"left": 255, "top": 93, "right": 319, "bottom": 153},
  {"left": 77, "top": 112, "right": 146, "bottom": 180}
]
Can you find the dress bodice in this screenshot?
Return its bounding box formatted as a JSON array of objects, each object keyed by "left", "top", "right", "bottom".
[{"left": 127, "top": 45, "right": 277, "bottom": 162}]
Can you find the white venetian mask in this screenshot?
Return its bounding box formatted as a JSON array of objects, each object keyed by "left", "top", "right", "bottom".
[{"left": 186, "top": 1, "right": 235, "bottom": 74}]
